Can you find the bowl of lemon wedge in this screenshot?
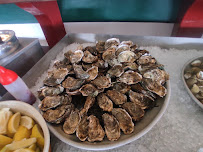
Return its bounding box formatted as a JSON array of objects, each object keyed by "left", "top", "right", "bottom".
[{"left": 0, "top": 100, "right": 50, "bottom": 152}]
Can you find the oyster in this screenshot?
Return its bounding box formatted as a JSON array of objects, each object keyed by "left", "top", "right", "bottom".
[
  {"left": 106, "top": 90, "right": 127, "bottom": 105},
  {"left": 102, "top": 47, "right": 116, "bottom": 62},
  {"left": 120, "top": 41, "right": 133, "bottom": 47},
  {"left": 130, "top": 44, "right": 138, "bottom": 52},
  {"left": 97, "top": 93, "right": 113, "bottom": 112},
  {"left": 96, "top": 41, "right": 105, "bottom": 53},
  {"left": 76, "top": 115, "right": 89, "bottom": 141},
  {"left": 143, "top": 69, "right": 169, "bottom": 85},
  {"left": 112, "top": 82, "right": 131, "bottom": 94},
  {"left": 117, "top": 51, "right": 136, "bottom": 63},
  {"left": 122, "top": 62, "right": 138, "bottom": 71},
  {"left": 116, "top": 44, "right": 130, "bottom": 56},
  {"left": 82, "top": 51, "right": 98, "bottom": 63},
  {"left": 122, "top": 102, "right": 145, "bottom": 121},
  {"left": 112, "top": 108, "right": 134, "bottom": 134},
  {"left": 38, "top": 85, "right": 64, "bottom": 100},
  {"left": 62, "top": 77, "right": 85, "bottom": 91},
  {"left": 87, "top": 115, "right": 105, "bottom": 142},
  {"left": 107, "top": 64, "right": 124, "bottom": 77},
  {"left": 102, "top": 113, "right": 120, "bottom": 141},
  {"left": 53, "top": 58, "right": 70, "bottom": 69},
  {"left": 92, "top": 76, "right": 112, "bottom": 89},
  {"left": 118, "top": 70, "right": 142, "bottom": 85},
  {"left": 79, "top": 84, "right": 99, "bottom": 97},
  {"left": 39, "top": 95, "right": 71, "bottom": 112},
  {"left": 80, "top": 96, "right": 95, "bottom": 116},
  {"left": 66, "top": 89, "right": 81, "bottom": 96},
  {"left": 82, "top": 63, "right": 93, "bottom": 70},
  {"left": 65, "top": 50, "right": 84, "bottom": 64},
  {"left": 191, "top": 84, "right": 200, "bottom": 94},
  {"left": 143, "top": 78, "right": 167, "bottom": 97},
  {"left": 191, "top": 59, "right": 202, "bottom": 67},
  {"left": 73, "top": 64, "right": 90, "bottom": 80},
  {"left": 43, "top": 104, "right": 74, "bottom": 124},
  {"left": 105, "top": 38, "right": 120, "bottom": 49},
  {"left": 137, "top": 55, "right": 156, "bottom": 65},
  {"left": 93, "top": 59, "right": 108, "bottom": 69},
  {"left": 63, "top": 109, "right": 81, "bottom": 134},
  {"left": 44, "top": 68, "right": 69, "bottom": 86},
  {"left": 84, "top": 46, "right": 97, "bottom": 56},
  {"left": 129, "top": 90, "right": 154, "bottom": 109},
  {"left": 86, "top": 66, "right": 98, "bottom": 81}
]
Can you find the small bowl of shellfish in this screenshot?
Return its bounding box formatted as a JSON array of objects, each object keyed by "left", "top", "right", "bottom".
[
  {"left": 37, "top": 38, "right": 171, "bottom": 150},
  {"left": 182, "top": 57, "right": 203, "bottom": 109}
]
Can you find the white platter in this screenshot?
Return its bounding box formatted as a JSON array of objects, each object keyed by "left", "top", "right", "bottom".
[{"left": 182, "top": 56, "right": 203, "bottom": 109}]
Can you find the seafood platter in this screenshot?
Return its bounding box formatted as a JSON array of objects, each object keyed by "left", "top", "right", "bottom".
[
  {"left": 182, "top": 56, "right": 203, "bottom": 109},
  {"left": 35, "top": 36, "right": 171, "bottom": 150}
]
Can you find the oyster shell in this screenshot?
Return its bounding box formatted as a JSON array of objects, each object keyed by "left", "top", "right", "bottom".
[
  {"left": 129, "top": 90, "right": 153, "bottom": 109},
  {"left": 120, "top": 41, "right": 133, "bottom": 47},
  {"left": 79, "top": 84, "right": 99, "bottom": 97},
  {"left": 65, "top": 50, "right": 84, "bottom": 64},
  {"left": 62, "top": 77, "right": 85, "bottom": 91},
  {"left": 87, "top": 115, "right": 105, "bottom": 142},
  {"left": 44, "top": 68, "right": 69, "bottom": 86},
  {"left": 86, "top": 66, "right": 98, "bottom": 81},
  {"left": 191, "top": 60, "right": 202, "bottom": 67},
  {"left": 76, "top": 115, "right": 89, "bottom": 141},
  {"left": 39, "top": 95, "right": 71, "bottom": 112},
  {"left": 73, "top": 64, "right": 90, "bottom": 79},
  {"left": 93, "top": 59, "right": 108, "bottom": 69},
  {"left": 80, "top": 96, "right": 95, "bottom": 116},
  {"left": 106, "top": 90, "right": 127, "bottom": 105},
  {"left": 97, "top": 93, "right": 113, "bottom": 112},
  {"left": 92, "top": 76, "right": 112, "bottom": 89},
  {"left": 122, "top": 62, "right": 138, "bottom": 71},
  {"left": 102, "top": 113, "right": 120, "bottom": 141},
  {"left": 130, "top": 44, "right": 138, "bottom": 52},
  {"left": 112, "top": 108, "right": 134, "bottom": 134},
  {"left": 38, "top": 85, "right": 64, "bottom": 100},
  {"left": 96, "top": 41, "right": 105, "bottom": 53},
  {"left": 137, "top": 54, "right": 156, "bottom": 65},
  {"left": 191, "top": 84, "right": 200, "bottom": 94},
  {"left": 43, "top": 104, "right": 74, "bottom": 124},
  {"left": 63, "top": 109, "right": 81, "bottom": 134},
  {"left": 66, "top": 89, "right": 81, "bottom": 96},
  {"left": 107, "top": 64, "right": 124, "bottom": 78},
  {"left": 82, "top": 51, "right": 98, "bottom": 63},
  {"left": 105, "top": 38, "right": 120, "bottom": 49},
  {"left": 117, "top": 51, "right": 137, "bottom": 63},
  {"left": 116, "top": 44, "right": 130, "bottom": 56},
  {"left": 102, "top": 47, "right": 116, "bottom": 62},
  {"left": 112, "top": 82, "right": 131, "bottom": 94},
  {"left": 84, "top": 46, "right": 97, "bottom": 56},
  {"left": 122, "top": 102, "right": 145, "bottom": 121},
  {"left": 53, "top": 58, "right": 70, "bottom": 69},
  {"left": 118, "top": 70, "right": 142, "bottom": 85}
]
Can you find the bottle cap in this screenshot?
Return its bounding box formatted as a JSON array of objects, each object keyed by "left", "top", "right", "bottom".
[{"left": 0, "top": 66, "right": 18, "bottom": 85}]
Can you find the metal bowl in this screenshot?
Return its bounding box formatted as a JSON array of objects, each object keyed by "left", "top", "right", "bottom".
[{"left": 0, "top": 30, "right": 19, "bottom": 59}]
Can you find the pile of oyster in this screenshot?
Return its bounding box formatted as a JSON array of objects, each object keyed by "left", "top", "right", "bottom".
[
  {"left": 184, "top": 59, "right": 203, "bottom": 104},
  {"left": 38, "top": 38, "right": 169, "bottom": 142}
]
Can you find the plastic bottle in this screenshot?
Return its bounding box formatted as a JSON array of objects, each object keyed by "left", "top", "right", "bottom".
[{"left": 0, "top": 66, "right": 36, "bottom": 104}]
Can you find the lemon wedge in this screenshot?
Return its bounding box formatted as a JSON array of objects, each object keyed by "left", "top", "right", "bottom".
[
  {"left": 30, "top": 124, "right": 44, "bottom": 150},
  {"left": 1, "top": 138, "right": 36, "bottom": 152},
  {"left": 0, "top": 135, "right": 13, "bottom": 149},
  {"left": 13, "top": 126, "right": 31, "bottom": 141},
  {"left": 0, "top": 108, "right": 13, "bottom": 135},
  {"left": 20, "top": 116, "right": 35, "bottom": 130},
  {"left": 8, "top": 112, "right": 21, "bottom": 135}
]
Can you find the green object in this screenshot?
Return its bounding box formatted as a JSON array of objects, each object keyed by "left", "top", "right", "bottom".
[{"left": 0, "top": 0, "right": 180, "bottom": 24}]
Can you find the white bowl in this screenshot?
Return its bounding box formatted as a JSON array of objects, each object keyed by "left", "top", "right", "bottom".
[
  {"left": 0, "top": 100, "right": 50, "bottom": 152},
  {"left": 45, "top": 81, "right": 171, "bottom": 151},
  {"left": 182, "top": 56, "right": 203, "bottom": 109}
]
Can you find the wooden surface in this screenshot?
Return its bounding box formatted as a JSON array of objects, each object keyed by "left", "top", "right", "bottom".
[{"left": 0, "top": 0, "right": 56, "bottom": 4}]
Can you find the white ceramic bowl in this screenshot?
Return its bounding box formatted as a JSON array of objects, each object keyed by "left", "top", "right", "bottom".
[
  {"left": 0, "top": 100, "right": 50, "bottom": 152},
  {"left": 182, "top": 56, "right": 203, "bottom": 109},
  {"left": 43, "top": 81, "right": 171, "bottom": 151}
]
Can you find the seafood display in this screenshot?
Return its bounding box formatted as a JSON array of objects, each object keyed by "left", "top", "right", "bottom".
[
  {"left": 184, "top": 59, "right": 203, "bottom": 104},
  {"left": 38, "top": 38, "right": 169, "bottom": 142}
]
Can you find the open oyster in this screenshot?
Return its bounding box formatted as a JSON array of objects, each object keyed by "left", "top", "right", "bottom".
[
  {"left": 105, "top": 38, "right": 120, "bottom": 49},
  {"left": 76, "top": 115, "right": 89, "bottom": 141},
  {"left": 65, "top": 50, "right": 84, "bottom": 64},
  {"left": 102, "top": 113, "right": 120, "bottom": 141},
  {"left": 73, "top": 64, "right": 90, "bottom": 80},
  {"left": 62, "top": 77, "right": 85, "bottom": 91},
  {"left": 92, "top": 76, "right": 112, "bottom": 89},
  {"left": 86, "top": 66, "right": 98, "bottom": 81},
  {"left": 97, "top": 93, "right": 113, "bottom": 112},
  {"left": 82, "top": 51, "right": 98, "bottom": 63},
  {"left": 118, "top": 70, "right": 142, "bottom": 85},
  {"left": 112, "top": 82, "right": 131, "bottom": 94},
  {"left": 87, "top": 115, "right": 105, "bottom": 142},
  {"left": 79, "top": 84, "right": 99, "bottom": 97},
  {"left": 80, "top": 96, "right": 95, "bottom": 116},
  {"left": 107, "top": 64, "right": 124, "bottom": 78},
  {"left": 117, "top": 51, "right": 137, "bottom": 63},
  {"left": 106, "top": 90, "right": 127, "bottom": 105},
  {"left": 63, "top": 109, "right": 81, "bottom": 134},
  {"left": 112, "top": 108, "right": 134, "bottom": 134}
]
